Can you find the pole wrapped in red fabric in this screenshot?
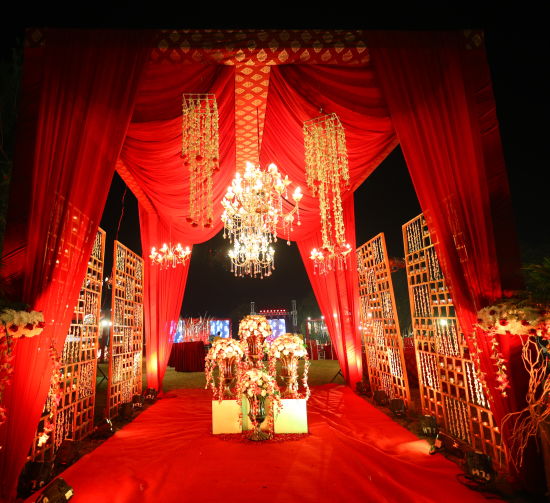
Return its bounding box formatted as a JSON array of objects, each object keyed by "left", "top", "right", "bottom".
[
  {"left": 366, "top": 31, "right": 524, "bottom": 426},
  {"left": 139, "top": 207, "right": 191, "bottom": 391},
  {"left": 297, "top": 196, "right": 363, "bottom": 386},
  {"left": 0, "top": 30, "right": 151, "bottom": 501}
]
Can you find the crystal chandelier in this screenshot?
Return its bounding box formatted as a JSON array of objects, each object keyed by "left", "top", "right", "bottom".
[
  {"left": 304, "top": 112, "right": 352, "bottom": 274},
  {"left": 149, "top": 242, "right": 191, "bottom": 269},
  {"left": 221, "top": 162, "right": 302, "bottom": 278},
  {"left": 182, "top": 93, "right": 219, "bottom": 228}
]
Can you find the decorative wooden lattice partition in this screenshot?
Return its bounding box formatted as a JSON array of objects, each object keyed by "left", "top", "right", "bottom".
[
  {"left": 30, "top": 228, "right": 106, "bottom": 461},
  {"left": 357, "top": 233, "right": 410, "bottom": 405},
  {"left": 403, "top": 214, "right": 505, "bottom": 466},
  {"left": 106, "top": 241, "right": 144, "bottom": 418}
]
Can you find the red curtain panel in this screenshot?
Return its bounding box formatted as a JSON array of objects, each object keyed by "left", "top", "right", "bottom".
[
  {"left": 297, "top": 197, "right": 363, "bottom": 386},
  {"left": 259, "top": 64, "right": 398, "bottom": 241},
  {"left": 0, "top": 30, "right": 151, "bottom": 501},
  {"left": 118, "top": 64, "right": 236, "bottom": 244},
  {"left": 366, "top": 31, "right": 524, "bottom": 426},
  {"left": 139, "top": 207, "right": 192, "bottom": 390}
]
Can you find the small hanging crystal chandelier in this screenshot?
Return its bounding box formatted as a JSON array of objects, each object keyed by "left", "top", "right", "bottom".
[
  {"left": 149, "top": 242, "right": 191, "bottom": 269},
  {"left": 221, "top": 161, "right": 302, "bottom": 278},
  {"left": 304, "top": 112, "right": 352, "bottom": 274}
]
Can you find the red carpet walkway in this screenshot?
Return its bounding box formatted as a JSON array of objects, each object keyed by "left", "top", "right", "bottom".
[{"left": 28, "top": 385, "right": 503, "bottom": 502}]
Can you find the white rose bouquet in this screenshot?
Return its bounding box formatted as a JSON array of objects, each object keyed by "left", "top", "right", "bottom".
[
  {"left": 237, "top": 368, "right": 282, "bottom": 435},
  {"left": 238, "top": 315, "right": 272, "bottom": 368},
  {"left": 266, "top": 333, "right": 310, "bottom": 399},
  {"left": 0, "top": 309, "right": 45, "bottom": 338},
  {"left": 205, "top": 338, "right": 245, "bottom": 401}
]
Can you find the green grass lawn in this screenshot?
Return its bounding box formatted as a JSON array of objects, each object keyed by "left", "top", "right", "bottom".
[{"left": 95, "top": 359, "right": 344, "bottom": 417}]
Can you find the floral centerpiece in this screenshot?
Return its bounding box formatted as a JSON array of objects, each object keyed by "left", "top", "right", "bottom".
[
  {"left": 0, "top": 309, "right": 45, "bottom": 430},
  {"left": 0, "top": 324, "right": 14, "bottom": 427},
  {"left": 475, "top": 296, "right": 549, "bottom": 471},
  {"left": 205, "top": 338, "right": 245, "bottom": 401},
  {"left": 0, "top": 308, "right": 45, "bottom": 338},
  {"left": 266, "top": 333, "right": 310, "bottom": 399},
  {"left": 476, "top": 300, "right": 549, "bottom": 338},
  {"left": 238, "top": 315, "right": 272, "bottom": 368},
  {"left": 237, "top": 368, "right": 282, "bottom": 441}
]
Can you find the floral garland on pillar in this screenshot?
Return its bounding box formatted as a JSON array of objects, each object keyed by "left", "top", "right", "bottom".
[
  {"left": 476, "top": 298, "right": 549, "bottom": 469},
  {"left": 475, "top": 300, "right": 550, "bottom": 397},
  {"left": 238, "top": 315, "right": 272, "bottom": 369},
  {"left": 0, "top": 309, "right": 44, "bottom": 430},
  {"left": 205, "top": 338, "right": 245, "bottom": 402},
  {"left": 266, "top": 333, "right": 310, "bottom": 400}
]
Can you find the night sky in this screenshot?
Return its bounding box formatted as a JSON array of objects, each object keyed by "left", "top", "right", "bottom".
[{"left": 2, "top": 7, "right": 548, "bottom": 329}]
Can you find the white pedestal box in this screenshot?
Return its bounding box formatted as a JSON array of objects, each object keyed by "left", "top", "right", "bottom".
[
  {"left": 211, "top": 400, "right": 241, "bottom": 434},
  {"left": 273, "top": 399, "right": 308, "bottom": 434}
]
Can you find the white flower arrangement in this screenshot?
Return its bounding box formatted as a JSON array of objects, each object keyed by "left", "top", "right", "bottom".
[
  {"left": 237, "top": 368, "right": 283, "bottom": 435},
  {"left": 238, "top": 315, "right": 272, "bottom": 340},
  {"left": 476, "top": 300, "right": 549, "bottom": 338},
  {"left": 266, "top": 333, "right": 311, "bottom": 400},
  {"left": 266, "top": 333, "right": 307, "bottom": 359},
  {"left": 205, "top": 338, "right": 245, "bottom": 401},
  {"left": 238, "top": 368, "right": 280, "bottom": 398},
  {"left": 206, "top": 338, "right": 245, "bottom": 361},
  {"left": 0, "top": 309, "right": 45, "bottom": 338}
]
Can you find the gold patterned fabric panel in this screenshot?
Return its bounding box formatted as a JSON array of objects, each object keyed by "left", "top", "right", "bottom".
[{"left": 150, "top": 29, "right": 370, "bottom": 65}]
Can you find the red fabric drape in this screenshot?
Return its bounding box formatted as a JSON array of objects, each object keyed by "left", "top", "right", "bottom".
[
  {"left": 257, "top": 64, "right": 396, "bottom": 384},
  {"left": 367, "top": 31, "right": 523, "bottom": 425},
  {"left": 0, "top": 30, "right": 150, "bottom": 501},
  {"left": 260, "top": 64, "right": 398, "bottom": 241},
  {"left": 119, "top": 64, "right": 236, "bottom": 245},
  {"left": 139, "top": 207, "right": 191, "bottom": 390},
  {"left": 297, "top": 197, "right": 363, "bottom": 386}
]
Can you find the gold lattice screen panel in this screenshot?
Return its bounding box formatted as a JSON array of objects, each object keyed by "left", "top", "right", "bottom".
[
  {"left": 30, "top": 228, "right": 105, "bottom": 462},
  {"left": 403, "top": 214, "right": 505, "bottom": 467},
  {"left": 107, "top": 242, "right": 144, "bottom": 419},
  {"left": 357, "top": 233, "right": 410, "bottom": 405}
]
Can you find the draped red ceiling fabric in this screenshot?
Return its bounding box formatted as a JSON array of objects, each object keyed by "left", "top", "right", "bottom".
[
  {"left": 139, "top": 208, "right": 191, "bottom": 391},
  {"left": 259, "top": 64, "right": 397, "bottom": 385},
  {"left": 0, "top": 30, "right": 151, "bottom": 501},
  {"left": 297, "top": 198, "right": 363, "bottom": 385},
  {"left": 366, "top": 31, "right": 523, "bottom": 425},
  {"left": 119, "top": 63, "right": 236, "bottom": 244}
]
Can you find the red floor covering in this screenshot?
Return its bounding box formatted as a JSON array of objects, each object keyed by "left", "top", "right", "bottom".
[{"left": 27, "top": 384, "right": 503, "bottom": 503}]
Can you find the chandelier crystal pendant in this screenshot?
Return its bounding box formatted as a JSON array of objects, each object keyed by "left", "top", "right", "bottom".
[
  {"left": 149, "top": 242, "right": 191, "bottom": 269},
  {"left": 182, "top": 93, "right": 219, "bottom": 228},
  {"left": 304, "top": 112, "right": 352, "bottom": 274},
  {"left": 221, "top": 162, "right": 302, "bottom": 278}
]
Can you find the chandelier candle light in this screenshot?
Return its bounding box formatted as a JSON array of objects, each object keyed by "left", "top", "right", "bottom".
[
  {"left": 149, "top": 242, "right": 191, "bottom": 269},
  {"left": 221, "top": 162, "right": 302, "bottom": 278},
  {"left": 304, "top": 113, "right": 352, "bottom": 274},
  {"left": 182, "top": 93, "right": 220, "bottom": 228}
]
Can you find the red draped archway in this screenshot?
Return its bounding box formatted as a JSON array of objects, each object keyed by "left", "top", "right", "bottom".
[{"left": 0, "top": 28, "right": 522, "bottom": 500}]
